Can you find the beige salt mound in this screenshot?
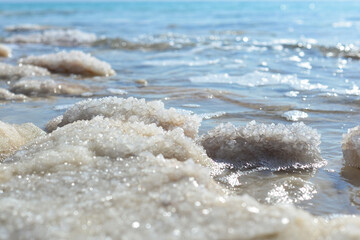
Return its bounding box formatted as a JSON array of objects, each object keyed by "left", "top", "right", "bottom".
[
  {"left": 5, "top": 29, "right": 96, "bottom": 46},
  {"left": 0, "top": 44, "right": 11, "bottom": 57},
  {"left": 20, "top": 50, "right": 115, "bottom": 77},
  {"left": 0, "top": 63, "right": 50, "bottom": 80},
  {"left": 0, "top": 117, "right": 360, "bottom": 239},
  {"left": 200, "top": 121, "right": 324, "bottom": 170},
  {"left": 46, "top": 97, "right": 201, "bottom": 139},
  {"left": 0, "top": 88, "right": 27, "bottom": 101},
  {"left": 342, "top": 126, "right": 360, "bottom": 168},
  {"left": 0, "top": 121, "right": 44, "bottom": 160},
  {"left": 10, "top": 78, "right": 90, "bottom": 96}
]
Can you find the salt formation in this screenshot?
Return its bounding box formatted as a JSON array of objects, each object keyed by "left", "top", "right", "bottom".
[
  {"left": 200, "top": 121, "right": 324, "bottom": 170},
  {"left": 282, "top": 110, "right": 308, "bottom": 121},
  {"left": 46, "top": 97, "right": 201, "bottom": 139},
  {"left": 0, "top": 63, "right": 50, "bottom": 80},
  {"left": 10, "top": 78, "right": 90, "bottom": 96},
  {"left": 0, "top": 117, "right": 359, "bottom": 239},
  {"left": 20, "top": 51, "right": 115, "bottom": 77},
  {"left": 0, "top": 121, "right": 44, "bottom": 160},
  {"left": 5, "top": 24, "right": 53, "bottom": 32},
  {"left": 342, "top": 126, "right": 360, "bottom": 168},
  {"left": 5, "top": 29, "right": 97, "bottom": 46},
  {"left": 0, "top": 88, "right": 27, "bottom": 101},
  {"left": 0, "top": 44, "right": 11, "bottom": 57}
]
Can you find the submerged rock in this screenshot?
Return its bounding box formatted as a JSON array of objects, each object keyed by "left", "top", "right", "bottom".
[
  {"left": 0, "top": 44, "right": 11, "bottom": 57},
  {"left": 46, "top": 97, "right": 201, "bottom": 139},
  {"left": 200, "top": 121, "right": 324, "bottom": 170},
  {"left": 342, "top": 126, "right": 360, "bottom": 168},
  {"left": 5, "top": 29, "right": 97, "bottom": 46},
  {"left": 0, "top": 116, "right": 359, "bottom": 239},
  {"left": 20, "top": 51, "right": 115, "bottom": 77},
  {"left": 10, "top": 78, "right": 90, "bottom": 96},
  {"left": 0, "top": 63, "right": 50, "bottom": 80},
  {"left": 0, "top": 88, "right": 27, "bottom": 101},
  {"left": 0, "top": 121, "right": 44, "bottom": 160}
]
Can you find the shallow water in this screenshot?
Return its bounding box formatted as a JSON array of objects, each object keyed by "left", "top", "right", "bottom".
[{"left": 1, "top": 1, "right": 360, "bottom": 219}]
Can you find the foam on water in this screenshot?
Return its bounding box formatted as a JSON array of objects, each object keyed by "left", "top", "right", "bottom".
[
  {"left": 200, "top": 121, "right": 324, "bottom": 170},
  {"left": 0, "top": 44, "right": 11, "bottom": 57},
  {"left": 0, "top": 121, "right": 44, "bottom": 160},
  {"left": 0, "top": 63, "right": 50, "bottom": 80},
  {"left": 10, "top": 78, "right": 90, "bottom": 96},
  {"left": 0, "top": 88, "right": 27, "bottom": 101},
  {"left": 46, "top": 97, "right": 201, "bottom": 139},
  {"left": 0, "top": 116, "right": 360, "bottom": 239},
  {"left": 20, "top": 51, "right": 115, "bottom": 77},
  {"left": 5, "top": 29, "right": 97, "bottom": 46},
  {"left": 342, "top": 126, "right": 360, "bottom": 168}
]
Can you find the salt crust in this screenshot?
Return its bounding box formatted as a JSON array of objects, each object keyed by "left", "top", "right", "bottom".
[
  {"left": 0, "top": 117, "right": 359, "bottom": 239},
  {"left": 0, "top": 44, "right": 11, "bottom": 57},
  {"left": 20, "top": 50, "right": 115, "bottom": 77},
  {"left": 5, "top": 24, "right": 53, "bottom": 32},
  {"left": 5, "top": 29, "right": 97, "bottom": 46},
  {"left": 10, "top": 78, "right": 90, "bottom": 96},
  {"left": 0, "top": 121, "right": 44, "bottom": 160},
  {"left": 342, "top": 126, "right": 360, "bottom": 168},
  {"left": 46, "top": 97, "right": 201, "bottom": 139},
  {"left": 200, "top": 121, "right": 324, "bottom": 169},
  {"left": 0, "top": 63, "right": 50, "bottom": 80},
  {"left": 0, "top": 88, "right": 27, "bottom": 101}
]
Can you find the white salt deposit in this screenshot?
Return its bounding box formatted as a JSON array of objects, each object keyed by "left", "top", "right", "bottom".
[
  {"left": 0, "top": 88, "right": 27, "bottom": 101},
  {"left": 5, "top": 24, "right": 53, "bottom": 32},
  {"left": 5, "top": 29, "right": 97, "bottom": 46},
  {"left": 0, "top": 63, "right": 50, "bottom": 80},
  {"left": 107, "top": 88, "right": 128, "bottom": 95},
  {"left": 10, "top": 78, "right": 90, "bottom": 96},
  {"left": 189, "top": 71, "right": 328, "bottom": 91},
  {"left": 282, "top": 110, "right": 308, "bottom": 121},
  {"left": 342, "top": 126, "right": 360, "bottom": 168},
  {"left": 0, "top": 121, "right": 44, "bottom": 160},
  {"left": 0, "top": 117, "right": 359, "bottom": 239},
  {"left": 46, "top": 97, "right": 201, "bottom": 139},
  {"left": 200, "top": 121, "right": 324, "bottom": 170},
  {"left": 0, "top": 44, "right": 11, "bottom": 57},
  {"left": 20, "top": 51, "right": 115, "bottom": 77}
]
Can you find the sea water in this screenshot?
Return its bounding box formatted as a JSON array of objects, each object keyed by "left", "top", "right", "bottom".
[{"left": 0, "top": 1, "right": 360, "bottom": 238}]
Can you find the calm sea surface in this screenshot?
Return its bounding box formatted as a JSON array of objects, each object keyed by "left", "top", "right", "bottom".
[{"left": 1, "top": 1, "right": 360, "bottom": 216}]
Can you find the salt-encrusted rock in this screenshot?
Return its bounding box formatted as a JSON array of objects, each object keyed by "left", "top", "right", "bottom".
[
  {"left": 5, "top": 29, "right": 96, "bottom": 46},
  {"left": 342, "top": 126, "right": 360, "bottom": 168},
  {"left": 0, "top": 63, "right": 50, "bottom": 80},
  {"left": 0, "top": 116, "right": 359, "bottom": 239},
  {"left": 200, "top": 121, "right": 324, "bottom": 170},
  {"left": 0, "top": 44, "right": 11, "bottom": 57},
  {"left": 0, "top": 121, "right": 44, "bottom": 160},
  {"left": 4, "top": 116, "right": 211, "bottom": 177},
  {"left": 282, "top": 110, "right": 308, "bottom": 122},
  {"left": 46, "top": 97, "right": 201, "bottom": 139},
  {"left": 0, "top": 88, "right": 27, "bottom": 101},
  {"left": 20, "top": 51, "right": 115, "bottom": 77},
  {"left": 10, "top": 78, "right": 90, "bottom": 96},
  {"left": 5, "top": 24, "right": 53, "bottom": 32}
]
